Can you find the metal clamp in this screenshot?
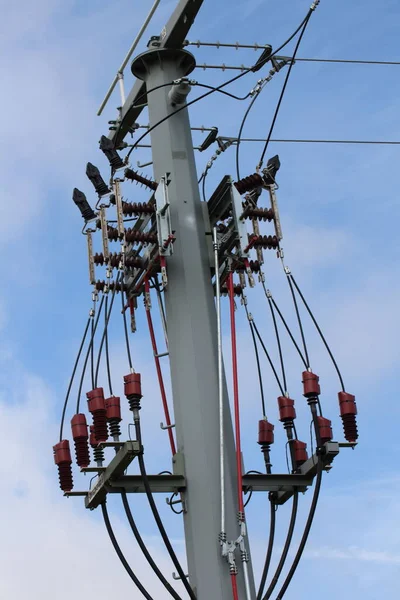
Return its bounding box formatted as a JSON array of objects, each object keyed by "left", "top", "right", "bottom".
[{"left": 160, "top": 422, "right": 176, "bottom": 430}]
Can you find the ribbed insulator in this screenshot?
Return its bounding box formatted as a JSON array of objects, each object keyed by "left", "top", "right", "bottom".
[
  {"left": 338, "top": 392, "right": 358, "bottom": 442},
  {"left": 234, "top": 173, "right": 263, "bottom": 195},
  {"left": 124, "top": 168, "right": 157, "bottom": 191},
  {"left": 220, "top": 284, "right": 243, "bottom": 297},
  {"left": 125, "top": 229, "right": 158, "bottom": 245},
  {"left": 71, "top": 414, "right": 90, "bottom": 468},
  {"left": 242, "top": 206, "right": 275, "bottom": 222},
  {"left": 293, "top": 440, "right": 308, "bottom": 466},
  {"left": 124, "top": 373, "right": 142, "bottom": 411},
  {"left": 278, "top": 396, "right": 296, "bottom": 422},
  {"left": 95, "top": 280, "right": 128, "bottom": 293},
  {"left": 53, "top": 440, "right": 73, "bottom": 492},
  {"left": 247, "top": 234, "right": 279, "bottom": 250},
  {"left": 94, "top": 252, "right": 144, "bottom": 269},
  {"left": 89, "top": 425, "right": 105, "bottom": 463},
  {"left": 317, "top": 416, "right": 333, "bottom": 444},
  {"left": 302, "top": 371, "right": 321, "bottom": 397},
  {"left": 341, "top": 414, "right": 358, "bottom": 443},
  {"left": 87, "top": 388, "right": 108, "bottom": 443},
  {"left": 108, "top": 420, "right": 122, "bottom": 438},
  {"left": 258, "top": 419, "right": 274, "bottom": 445},
  {"left": 123, "top": 201, "right": 155, "bottom": 217}
]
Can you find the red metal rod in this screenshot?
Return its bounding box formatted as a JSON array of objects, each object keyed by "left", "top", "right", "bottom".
[
  {"left": 231, "top": 573, "right": 239, "bottom": 600},
  {"left": 144, "top": 278, "right": 176, "bottom": 456},
  {"left": 228, "top": 272, "right": 244, "bottom": 514}
]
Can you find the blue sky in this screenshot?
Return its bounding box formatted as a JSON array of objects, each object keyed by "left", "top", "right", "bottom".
[{"left": 1, "top": 0, "right": 400, "bottom": 598}]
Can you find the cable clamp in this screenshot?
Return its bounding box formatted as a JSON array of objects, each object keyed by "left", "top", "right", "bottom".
[
  {"left": 89, "top": 308, "right": 95, "bottom": 317},
  {"left": 247, "top": 311, "right": 254, "bottom": 322},
  {"left": 266, "top": 288, "right": 272, "bottom": 298},
  {"left": 310, "top": 0, "right": 320, "bottom": 9},
  {"left": 284, "top": 266, "right": 291, "bottom": 275}
]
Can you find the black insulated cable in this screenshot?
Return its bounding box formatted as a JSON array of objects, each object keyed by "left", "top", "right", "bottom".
[
  {"left": 59, "top": 317, "right": 91, "bottom": 441},
  {"left": 267, "top": 294, "right": 308, "bottom": 369},
  {"left": 257, "top": 498, "right": 276, "bottom": 599},
  {"left": 286, "top": 275, "right": 310, "bottom": 368},
  {"left": 105, "top": 296, "right": 113, "bottom": 396},
  {"left": 134, "top": 419, "right": 196, "bottom": 600},
  {"left": 266, "top": 295, "right": 287, "bottom": 393},
  {"left": 258, "top": 10, "right": 313, "bottom": 169},
  {"left": 121, "top": 288, "right": 133, "bottom": 371},
  {"left": 252, "top": 321, "right": 285, "bottom": 397},
  {"left": 90, "top": 318, "right": 95, "bottom": 389},
  {"left": 289, "top": 273, "right": 346, "bottom": 391},
  {"left": 121, "top": 491, "right": 183, "bottom": 600},
  {"left": 76, "top": 295, "right": 105, "bottom": 413},
  {"left": 101, "top": 502, "right": 154, "bottom": 600},
  {"left": 275, "top": 461, "right": 323, "bottom": 600},
  {"left": 262, "top": 491, "right": 299, "bottom": 600},
  {"left": 244, "top": 301, "right": 266, "bottom": 416},
  {"left": 94, "top": 275, "right": 120, "bottom": 388}
]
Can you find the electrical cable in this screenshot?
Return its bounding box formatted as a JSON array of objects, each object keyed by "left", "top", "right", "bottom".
[
  {"left": 59, "top": 317, "right": 91, "bottom": 441},
  {"left": 125, "top": 7, "right": 317, "bottom": 160},
  {"left": 265, "top": 291, "right": 287, "bottom": 394},
  {"left": 144, "top": 278, "right": 176, "bottom": 456},
  {"left": 90, "top": 317, "right": 95, "bottom": 388},
  {"left": 236, "top": 93, "right": 261, "bottom": 180},
  {"left": 94, "top": 277, "right": 120, "bottom": 388},
  {"left": 243, "top": 300, "right": 266, "bottom": 417},
  {"left": 285, "top": 274, "right": 310, "bottom": 368},
  {"left": 121, "top": 288, "right": 134, "bottom": 371},
  {"left": 101, "top": 502, "right": 154, "bottom": 600},
  {"left": 76, "top": 295, "right": 105, "bottom": 413},
  {"left": 258, "top": 10, "right": 313, "bottom": 169},
  {"left": 258, "top": 9, "right": 313, "bottom": 169},
  {"left": 104, "top": 296, "right": 113, "bottom": 396},
  {"left": 228, "top": 272, "right": 244, "bottom": 514},
  {"left": 257, "top": 499, "right": 276, "bottom": 600},
  {"left": 231, "top": 573, "right": 239, "bottom": 600},
  {"left": 252, "top": 320, "right": 285, "bottom": 397},
  {"left": 262, "top": 491, "right": 299, "bottom": 599},
  {"left": 121, "top": 490, "right": 183, "bottom": 600},
  {"left": 194, "top": 82, "right": 251, "bottom": 101},
  {"left": 134, "top": 418, "right": 196, "bottom": 600},
  {"left": 274, "top": 462, "right": 323, "bottom": 600},
  {"left": 267, "top": 294, "right": 308, "bottom": 369},
  {"left": 289, "top": 273, "right": 346, "bottom": 390}
]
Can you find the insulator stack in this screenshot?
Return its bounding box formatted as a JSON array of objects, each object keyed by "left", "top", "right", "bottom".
[
  {"left": 71, "top": 413, "right": 90, "bottom": 468},
  {"left": 278, "top": 396, "right": 297, "bottom": 422},
  {"left": 242, "top": 206, "right": 275, "bottom": 221},
  {"left": 86, "top": 388, "right": 108, "bottom": 443},
  {"left": 234, "top": 173, "right": 263, "bottom": 195},
  {"left": 90, "top": 425, "right": 105, "bottom": 464},
  {"left": 107, "top": 226, "right": 157, "bottom": 245},
  {"left": 220, "top": 284, "right": 243, "bottom": 297},
  {"left": 247, "top": 234, "right": 279, "bottom": 250},
  {"left": 248, "top": 260, "right": 262, "bottom": 273},
  {"left": 95, "top": 280, "right": 127, "bottom": 293},
  {"left": 338, "top": 392, "right": 358, "bottom": 442},
  {"left": 53, "top": 440, "right": 73, "bottom": 492},
  {"left": 317, "top": 416, "right": 333, "bottom": 444},
  {"left": 94, "top": 252, "right": 144, "bottom": 269},
  {"left": 292, "top": 440, "right": 308, "bottom": 467},
  {"left": 124, "top": 168, "right": 157, "bottom": 191},
  {"left": 302, "top": 371, "right": 321, "bottom": 397},
  {"left": 105, "top": 396, "right": 122, "bottom": 439},
  {"left": 123, "top": 201, "right": 155, "bottom": 217},
  {"left": 124, "top": 373, "right": 143, "bottom": 412},
  {"left": 258, "top": 419, "right": 274, "bottom": 447}
]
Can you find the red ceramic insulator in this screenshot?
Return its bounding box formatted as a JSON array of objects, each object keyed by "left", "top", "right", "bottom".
[
  {"left": 87, "top": 388, "right": 108, "bottom": 443},
  {"left": 277, "top": 396, "right": 296, "bottom": 422},
  {"left": 124, "top": 373, "right": 142, "bottom": 399},
  {"left": 53, "top": 440, "right": 73, "bottom": 492},
  {"left": 338, "top": 392, "right": 358, "bottom": 442},
  {"left": 293, "top": 440, "right": 308, "bottom": 466},
  {"left": 71, "top": 413, "right": 90, "bottom": 468},
  {"left": 258, "top": 419, "right": 274, "bottom": 445},
  {"left": 105, "top": 396, "right": 122, "bottom": 421},
  {"left": 234, "top": 173, "right": 263, "bottom": 195},
  {"left": 317, "top": 416, "right": 333, "bottom": 444},
  {"left": 302, "top": 371, "right": 321, "bottom": 398}
]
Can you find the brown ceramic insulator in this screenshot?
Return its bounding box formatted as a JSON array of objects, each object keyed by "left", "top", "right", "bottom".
[
  {"left": 293, "top": 440, "right": 308, "bottom": 466},
  {"left": 248, "top": 234, "right": 279, "bottom": 250},
  {"left": 122, "top": 201, "right": 155, "bottom": 217},
  {"left": 124, "top": 168, "right": 157, "bottom": 191},
  {"left": 125, "top": 229, "right": 158, "bottom": 245},
  {"left": 89, "top": 426, "right": 105, "bottom": 463},
  {"left": 234, "top": 173, "right": 263, "bottom": 195},
  {"left": 53, "top": 440, "right": 73, "bottom": 492},
  {"left": 249, "top": 260, "right": 262, "bottom": 273},
  {"left": 317, "top": 416, "right": 333, "bottom": 444},
  {"left": 277, "top": 396, "right": 296, "bottom": 422},
  {"left": 258, "top": 419, "right": 274, "bottom": 445},
  {"left": 338, "top": 392, "right": 358, "bottom": 442},
  {"left": 95, "top": 280, "right": 127, "bottom": 293},
  {"left": 94, "top": 252, "right": 144, "bottom": 270},
  {"left": 220, "top": 284, "right": 243, "bottom": 297},
  {"left": 86, "top": 388, "right": 108, "bottom": 443},
  {"left": 243, "top": 206, "right": 275, "bottom": 222},
  {"left": 71, "top": 414, "right": 90, "bottom": 468},
  {"left": 107, "top": 226, "right": 121, "bottom": 242},
  {"left": 302, "top": 371, "right": 321, "bottom": 398}
]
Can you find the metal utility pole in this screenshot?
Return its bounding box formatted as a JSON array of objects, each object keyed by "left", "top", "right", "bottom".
[{"left": 131, "top": 44, "right": 255, "bottom": 599}]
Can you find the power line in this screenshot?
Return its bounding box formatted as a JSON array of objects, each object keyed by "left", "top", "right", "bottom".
[
  {"left": 194, "top": 58, "right": 400, "bottom": 70},
  {"left": 224, "top": 137, "right": 400, "bottom": 145}
]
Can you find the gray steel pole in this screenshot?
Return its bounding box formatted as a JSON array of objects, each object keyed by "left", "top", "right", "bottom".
[{"left": 131, "top": 46, "right": 255, "bottom": 599}]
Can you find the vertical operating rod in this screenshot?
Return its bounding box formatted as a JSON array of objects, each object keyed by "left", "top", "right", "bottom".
[{"left": 131, "top": 44, "right": 255, "bottom": 599}]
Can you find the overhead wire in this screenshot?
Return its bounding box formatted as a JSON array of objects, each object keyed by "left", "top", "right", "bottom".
[
  {"left": 266, "top": 292, "right": 308, "bottom": 369},
  {"left": 101, "top": 502, "right": 154, "bottom": 600},
  {"left": 121, "top": 491, "right": 182, "bottom": 600},
  {"left": 243, "top": 298, "right": 266, "bottom": 417},
  {"left": 104, "top": 296, "right": 114, "bottom": 396},
  {"left": 285, "top": 273, "right": 310, "bottom": 368},
  {"left": 121, "top": 287, "right": 134, "bottom": 371},
  {"left": 94, "top": 276, "right": 120, "bottom": 388},
  {"left": 265, "top": 287, "right": 287, "bottom": 394},
  {"left": 258, "top": 10, "right": 313, "bottom": 169},
  {"left": 257, "top": 499, "right": 276, "bottom": 600},
  {"left": 59, "top": 316, "right": 91, "bottom": 441}
]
